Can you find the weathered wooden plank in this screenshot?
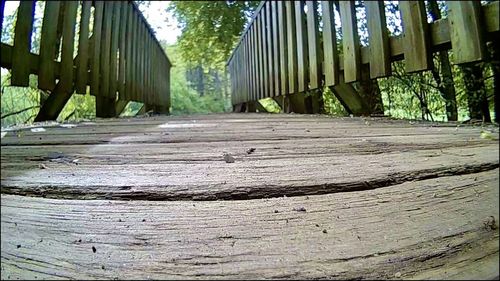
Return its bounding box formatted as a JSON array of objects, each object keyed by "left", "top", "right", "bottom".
[
  {"left": 483, "top": 1, "right": 499, "bottom": 34},
  {"left": 339, "top": 1, "right": 361, "bottom": 83},
  {"left": 11, "top": 1, "right": 35, "bottom": 87},
  {"left": 236, "top": 41, "right": 241, "bottom": 104},
  {"left": 99, "top": 1, "right": 113, "bottom": 98},
  {"left": 133, "top": 12, "right": 140, "bottom": 102},
  {"left": 399, "top": 1, "right": 432, "bottom": 72},
  {"left": 265, "top": 1, "right": 274, "bottom": 97},
  {"left": 152, "top": 41, "right": 157, "bottom": 106},
  {"left": 90, "top": 1, "right": 104, "bottom": 96},
  {"left": 271, "top": 1, "right": 280, "bottom": 97},
  {"left": 137, "top": 22, "right": 143, "bottom": 103},
  {"left": 234, "top": 51, "right": 238, "bottom": 104},
  {"left": 260, "top": 9, "right": 268, "bottom": 99},
  {"left": 2, "top": 165, "right": 498, "bottom": 279},
  {"left": 306, "top": 1, "right": 320, "bottom": 90},
  {"left": 295, "top": 1, "right": 308, "bottom": 92},
  {"left": 239, "top": 32, "right": 244, "bottom": 103},
  {"left": 240, "top": 45, "right": 245, "bottom": 104},
  {"left": 286, "top": 1, "right": 298, "bottom": 94},
  {"left": 109, "top": 1, "right": 122, "bottom": 99},
  {"left": 447, "top": 1, "right": 486, "bottom": 64},
  {"left": 321, "top": 1, "right": 339, "bottom": 86},
  {"left": 118, "top": 1, "right": 128, "bottom": 100},
  {"left": 59, "top": 1, "right": 78, "bottom": 92},
  {"left": 124, "top": 5, "right": 133, "bottom": 101},
  {"left": 137, "top": 21, "right": 144, "bottom": 106},
  {"left": 165, "top": 56, "right": 171, "bottom": 111},
  {"left": 230, "top": 61, "right": 235, "bottom": 105},
  {"left": 250, "top": 25, "right": 257, "bottom": 102},
  {"left": 244, "top": 34, "right": 250, "bottom": 104},
  {"left": 277, "top": 1, "right": 288, "bottom": 96},
  {"left": 139, "top": 23, "right": 145, "bottom": 104},
  {"left": 245, "top": 31, "right": 252, "bottom": 103},
  {"left": 148, "top": 34, "right": 153, "bottom": 106},
  {"left": 2, "top": 113, "right": 498, "bottom": 199},
  {"left": 256, "top": 14, "right": 263, "bottom": 100},
  {"left": 75, "top": 1, "right": 91, "bottom": 95},
  {"left": 365, "top": 1, "right": 391, "bottom": 78},
  {"left": 38, "top": 1, "right": 61, "bottom": 91}
]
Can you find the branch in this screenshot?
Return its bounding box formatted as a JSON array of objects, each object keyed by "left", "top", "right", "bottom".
[{"left": 1, "top": 105, "right": 40, "bottom": 119}]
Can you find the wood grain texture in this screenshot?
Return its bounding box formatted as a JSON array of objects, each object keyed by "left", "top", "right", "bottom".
[
  {"left": 11, "top": 1, "right": 35, "bottom": 87},
  {"left": 271, "top": 1, "right": 280, "bottom": 97},
  {"left": 365, "top": 1, "right": 391, "bottom": 78},
  {"left": 294, "top": 1, "right": 308, "bottom": 93},
  {"left": 109, "top": 1, "right": 122, "bottom": 99},
  {"left": 90, "top": 1, "right": 104, "bottom": 96},
  {"left": 256, "top": 14, "right": 264, "bottom": 100},
  {"left": 38, "top": 1, "right": 61, "bottom": 91},
  {"left": 286, "top": 1, "right": 298, "bottom": 94},
  {"left": 118, "top": 1, "right": 128, "bottom": 100},
  {"left": 277, "top": 1, "right": 288, "bottom": 96},
  {"left": 1, "top": 170, "right": 498, "bottom": 279},
  {"left": 99, "top": 1, "right": 113, "bottom": 98},
  {"left": 1, "top": 114, "right": 498, "bottom": 200},
  {"left": 260, "top": 9, "right": 269, "bottom": 99},
  {"left": 339, "top": 1, "right": 361, "bottom": 83},
  {"left": 124, "top": 5, "right": 133, "bottom": 101},
  {"left": 265, "top": 1, "right": 274, "bottom": 98},
  {"left": 75, "top": 1, "right": 91, "bottom": 95},
  {"left": 1, "top": 114, "right": 499, "bottom": 278},
  {"left": 306, "top": 1, "right": 320, "bottom": 90},
  {"left": 321, "top": 1, "right": 339, "bottom": 86},
  {"left": 447, "top": 1, "right": 486, "bottom": 64},
  {"left": 399, "top": 1, "right": 432, "bottom": 72},
  {"left": 59, "top": 1, "right": 78, "bottom": 93}
]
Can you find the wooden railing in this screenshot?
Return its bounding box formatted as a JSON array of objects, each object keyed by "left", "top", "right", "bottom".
[
  {"left": 227, "top": 1, "right": 499, "bottom": 114},
  {"left": 0, "top": 1, "right": 171, "bottom": 120}
]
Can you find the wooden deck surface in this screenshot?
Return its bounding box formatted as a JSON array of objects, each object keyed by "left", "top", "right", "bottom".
[{"left": 1, "top": 113, "right": 499, "bottom": 279}]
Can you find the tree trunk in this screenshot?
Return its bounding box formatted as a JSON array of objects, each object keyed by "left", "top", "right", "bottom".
[
  {"left": 428, "top": 0, "right": 458, "bottom": 121},
  {"left": 197, "top": 65, "right": 204, "bottom": 96},
  {"left": 461, "top": 63, "right": 491, "bottom": 122}
]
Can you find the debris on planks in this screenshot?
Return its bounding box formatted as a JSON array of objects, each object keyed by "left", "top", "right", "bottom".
[
  {"left": 223, "top": 153, "right": 235, "bottom": 163},
  {"left": 293, "top": 207, "right": 307, "bottom": 212}
]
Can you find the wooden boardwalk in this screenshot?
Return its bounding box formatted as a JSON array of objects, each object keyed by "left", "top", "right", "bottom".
[{"left": 1, "top": 113, "right": 499, "bottom": 279}]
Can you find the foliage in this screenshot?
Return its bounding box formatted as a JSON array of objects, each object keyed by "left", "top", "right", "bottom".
[
  {"left": 259, "top": 98, "right": 281, "bottom": 113},
  {"left": 167, "top": 1, "right": 259, "bottom": 68},
  {"left": 164, "top": 43, "right": 226, "bottom": 115}
]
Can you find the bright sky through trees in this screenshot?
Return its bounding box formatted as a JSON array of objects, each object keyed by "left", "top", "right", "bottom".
[{"left": 2, "top": 1, "right": 181, "bottom": 44}]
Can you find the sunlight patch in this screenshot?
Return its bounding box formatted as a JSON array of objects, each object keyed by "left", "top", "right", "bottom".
[{"left": 157, "top": 123, "right": 217, "bottom": 128}]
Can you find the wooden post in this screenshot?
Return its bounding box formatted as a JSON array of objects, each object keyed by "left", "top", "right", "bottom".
[
  {"left": 136, "top": 104, "right": 146, "bottom": 116},
  {"left": 34, "top": 83, "right": 74, "bottom": 121},
  {"left": 273, "top": 96, "right": 285, "bottom": 113},
  {"left": 114, "top": 99, "right": 129, "bottom": 116},
  {"left": 11, "top": 1, "right": 35, "bottom": 87},
  {"left": 329, "top": 73, "right": 371, "bottom": 115}
]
